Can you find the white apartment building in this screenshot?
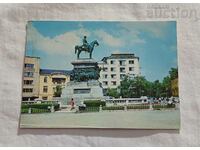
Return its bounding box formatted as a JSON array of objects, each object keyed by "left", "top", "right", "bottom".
[{"left": 98, "top": 53, "right": 140, "bottom": 90}]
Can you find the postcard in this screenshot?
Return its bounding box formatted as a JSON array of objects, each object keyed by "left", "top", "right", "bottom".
[{"left": 20, "top": 21, "right": 179, "bottom": 129}]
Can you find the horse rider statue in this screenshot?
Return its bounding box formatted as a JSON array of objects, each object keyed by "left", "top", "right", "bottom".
[
  {"left": 82, "top": 36, "right": 89, "bottom": 51},
  {"left": 75, "top": 36, "right": 99, "bottom": 59}
]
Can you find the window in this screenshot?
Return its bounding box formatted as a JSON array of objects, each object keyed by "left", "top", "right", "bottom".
[
  {"left": 103, "top": 74, "right": 108, "bottom": 79},
  {"left": 44, "top": 77, "right": 47, "bottom": 83},
  {"left": 120, "top": 67, "right": 125, "bottom": 73},
  {"left": 24, "top": 64, "right": 34, "bottom": 69},
  {"left": 23, "top": 88, "right": 33, "bottom": 93},
  {"left": 119, "top": 60, "right": 126, "bottom": 66},
  {"left": 111, "top": 81, "right": 117, "bottom": 85},
  {"left": 103, "top": 67, "right": 108, "bottom": 72},
  {"left": 43, "top": 86, "right": 48, "bottom": 93},
  {"left": 111, "top": 74, "right": 116, "bottom": 79},
  {"left": 110, "top": 67, "right": 116, "bottom": 72},
  {"left": 129, "top": 60, "right": 134, "bottom": 64},
  {"left": 24, "top": 80, "right": 33, "bottom": 85},
  {"left": 74, "top": 88, "right": 91, "bottom": 94},
  {"left": 110, "top": 60, "right": 115, "bottom": 64},
  {"left": 24, "top": 72, "right": 34, "bottom": 77},
  {"left": 103, "top": 81, "right": 108, "bottom": 86},
  {"left": 129, "top": 67, "right": 134, "bottom": 71}
]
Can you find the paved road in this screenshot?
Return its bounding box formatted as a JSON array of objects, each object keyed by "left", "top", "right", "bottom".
[{"left": 20, "top": 110, "right": 180, "bottom": 129}]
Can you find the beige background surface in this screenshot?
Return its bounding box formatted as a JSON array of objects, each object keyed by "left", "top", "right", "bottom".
[{"left": 0, "top": 3, "right": 200, "bottom": 146}]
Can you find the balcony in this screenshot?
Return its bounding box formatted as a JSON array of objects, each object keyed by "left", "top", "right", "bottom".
[{"left": 52, "top": 78, "right": 66, "bottom": 85}]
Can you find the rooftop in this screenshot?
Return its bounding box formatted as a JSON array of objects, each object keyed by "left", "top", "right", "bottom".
[
  {"left": 40, "top": 69, "right": 72, "bottom": 75},
  {"left": 102, "top": 53, "right": 139, "bottom": 62},
  {"left": 25, "top": 56, "right": 40, "bottom": 59}
]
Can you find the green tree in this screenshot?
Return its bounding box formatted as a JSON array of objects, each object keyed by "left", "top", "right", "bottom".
[
  {"left": 54, "top": 85, "right": 62, "bottom": 97},
  {"left": 169, "top": 67, "right": 178, "bottom": 80},
  {"left": 146, "top": 81, "right": 154, "bottom": 97},
  {"left": 119, "top": 76, "right": 132, "bottom": 98},
  {"left": 151, "top": 80, "right": 162, "bottom": 98},
  {"left": 117, "top": 67, "right": 178, "bottom": 98},
  {"left": 161, "top": 76, "right": 171, "bottom": 97},
  {"left": 107, "top": 88, "right": 120, "bottom": 98},
  {"left": 119, "top": 76, "right": 149, "bottom": 98},
  {"left": 132, "top": 76, "right": 148, "bottom": 97}
]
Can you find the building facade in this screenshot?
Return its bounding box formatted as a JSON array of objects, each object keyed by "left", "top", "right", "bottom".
[
  {"left": 22, "top": 56, "right": 40, "bottom": 101},
  {"left": 22, "top": 56, "right": 71, "bottom": 101},
  {"left": 39, "top": 69, "right": 71, "bottom": 100},
  {"left": 98, "top": 53, "right": 140, "bottom": 90}
]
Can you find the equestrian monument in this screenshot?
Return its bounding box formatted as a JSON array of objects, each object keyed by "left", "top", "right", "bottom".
[{"left": 61, "top": 36, "right": 104, "bottom": 106}]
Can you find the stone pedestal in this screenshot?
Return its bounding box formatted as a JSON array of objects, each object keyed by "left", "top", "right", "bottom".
[
  {"left": 61, "top": 59, "right": 104, "bottom": 107},
  {"left": 61, "top": 80, "right": 104, "bottom": 106},
  {"left": 70, "top": 59, "right": 100, "bottom": 82}
]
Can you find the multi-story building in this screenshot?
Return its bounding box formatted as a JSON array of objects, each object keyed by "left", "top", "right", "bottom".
[
  {"left": 22, "top": 56, "right": 40, "bottom": 101},
  {"left": 22, "top": 56, "right": 71, "bottom": 101},
  {"left": 98, "top": 53, "right": 140, "bottom": 90},
  {"left": 39, "top": 69, "right": 71, "bottom": 100}
]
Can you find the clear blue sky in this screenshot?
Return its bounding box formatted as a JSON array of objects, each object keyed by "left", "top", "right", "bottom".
[{"left": 26, "top": 21, "right": 177, "bottom": 82}]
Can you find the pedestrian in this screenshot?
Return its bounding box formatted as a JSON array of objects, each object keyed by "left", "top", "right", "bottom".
[{"left": 70, "top": 98, "right": 75, "bottom": 110}]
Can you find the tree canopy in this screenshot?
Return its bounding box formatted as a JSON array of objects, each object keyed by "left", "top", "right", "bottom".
[{"left": 106, "top": 67, "right": 178, "bottom": 98}]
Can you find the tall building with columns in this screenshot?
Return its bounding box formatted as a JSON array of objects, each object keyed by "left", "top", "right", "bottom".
[{"left": 98, "top": 53, "right": 140, "bottom": 90}]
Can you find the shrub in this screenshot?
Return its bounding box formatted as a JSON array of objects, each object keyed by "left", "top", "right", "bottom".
[
  {"left": 21, "top": 108, "right": 28, "bottom": 113},
  {"left": 102, "top": 106, "right": 124, "bottom": 110},
  {"left": 127, "top": 104, "right": 150, "bottom": 109},
  {"left": 153, "top": 104, "right": 175, "bottom": 109},
  {"left": 80, "top": 107, "right": 99, "bottom": 113},
  {"left": 21, "top": 103, "right": 60, "bottom": 111},
  {"left": 31, "top": 108, "right": 50, "bottom": 113},
  {"left": 21, "top": 108, "right": 50, "bottom": 114},
  {"left": 83, "top": 100, "right": 106, "bottom": 107}
]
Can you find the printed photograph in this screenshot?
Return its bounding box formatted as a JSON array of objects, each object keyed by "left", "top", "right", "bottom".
[{"left": 20, "top": 21, "right": 179, "bottom": 129}]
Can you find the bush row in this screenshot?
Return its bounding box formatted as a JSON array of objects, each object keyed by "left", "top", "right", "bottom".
[
  {"left": 153, "top": 104, "right": 175, "bottom": 109},
  {"left": 21, "top": 108, "right": 50, "bottom": 114},
  {"left": 80, "top": 107, "right": 100, "bottom": 113},
  {"left": 127, "top": 105, "right": 150, "bottom": 109},
  {"left": 83, "top": 100, "right": 106, "bottom": 107},
  {"left": 102, "top": 106, "right": 124, "bottom": 110},
  {"left": 21, "top": 103, "right": 60, "bottom": 111}
]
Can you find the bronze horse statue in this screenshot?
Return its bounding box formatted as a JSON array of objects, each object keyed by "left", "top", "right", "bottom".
[{"left": 75, "top": 40, "right": 99, "bottom": 59}]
